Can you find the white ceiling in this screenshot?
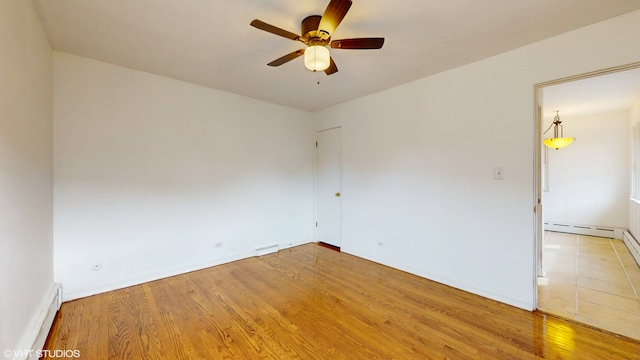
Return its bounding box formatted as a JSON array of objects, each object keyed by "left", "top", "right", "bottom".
[
  {"left": 543, "top": 67, "right": 640, "bottom": 120},
  {"left": 33, "top": 0, "right": 640, "bottom": 112}
]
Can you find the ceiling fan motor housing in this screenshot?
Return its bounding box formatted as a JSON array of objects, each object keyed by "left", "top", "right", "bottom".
[{"left": 301, "top": 15, "right": 329, "bottom": 45}]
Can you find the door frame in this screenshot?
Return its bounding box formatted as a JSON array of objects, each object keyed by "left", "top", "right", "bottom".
[
  {"left": 533, "top": 61, "right": 640, "bottom": 308},
  {"left": 315, "top": 126, "right": 342, "bottom": 247}
]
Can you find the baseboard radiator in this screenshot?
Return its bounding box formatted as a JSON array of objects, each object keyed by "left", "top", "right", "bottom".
[
  {"left": 544, "top": 222, "right": 623, "bottom": 239},
  {"left": 254, "top": 244, "right": 279, "bottom": 257},
  {"left": 623, "top": 231, "right": 640, "bottom": 267},
  {"left": 14, "top": 284, "right": 62, "bottom": 360},
  {"left": 627, "top": 199, "right": 640, "bottom": 267}
]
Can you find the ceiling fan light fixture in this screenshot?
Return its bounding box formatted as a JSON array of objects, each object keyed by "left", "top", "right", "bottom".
[{"left": 304, "top": 45, "right": 330, "bottom": 71}]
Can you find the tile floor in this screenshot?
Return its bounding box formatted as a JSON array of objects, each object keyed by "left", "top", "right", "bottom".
[{"left": 537, "top": 231, "right": 640, "bottom": 340}]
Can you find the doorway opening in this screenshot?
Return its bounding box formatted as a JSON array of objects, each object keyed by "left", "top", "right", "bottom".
[{"left": 534, "top": 63, "right": 640, "bottom": 340}]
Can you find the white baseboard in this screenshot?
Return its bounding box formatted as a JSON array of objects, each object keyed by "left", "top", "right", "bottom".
[
  {"left": 61, "top": 240, "right": 314, "bottom": 301},
  {"left": 341, "top": 247, "right": 535, "bottom": 311},
  {"left": 12, "top": 283, "right": 62, "bottom": 360},
  {"left": 62, "top": 251, "right": 254, "bottom": 301}
]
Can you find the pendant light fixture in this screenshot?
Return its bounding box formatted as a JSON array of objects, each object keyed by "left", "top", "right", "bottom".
[{"left": 543, "top": 111, "right": 574, "bottom": 150}]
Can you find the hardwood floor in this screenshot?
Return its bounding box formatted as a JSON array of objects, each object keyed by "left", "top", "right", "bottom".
[
  {"left": 44, "top": 243, "right": 640, "bottom": 359},
  {"left": 537, "top": 231, "right": 640, "bottom": 340}
]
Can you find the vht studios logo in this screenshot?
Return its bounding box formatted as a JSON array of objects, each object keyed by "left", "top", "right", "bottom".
[{"left": 3, "top": 349, "right": 81, "bottom": 358}]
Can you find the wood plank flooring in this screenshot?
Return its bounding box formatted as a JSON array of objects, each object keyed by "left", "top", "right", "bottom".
[
  {"left": 537, "top": 232, "right": 640, "bottom": 340},
  {"left": 44, "top": 243, "right": 640, "bottom": 359}
]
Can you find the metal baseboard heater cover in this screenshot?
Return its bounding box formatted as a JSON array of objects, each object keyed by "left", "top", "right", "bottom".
[
  {"left": 254, "top": 244, "right": 279, "bottom": 257},
  {"left": 544, "top": 222, "right": 623, "bottom": 239},
  {"left": 623, "top": 231, "right": 640, "bottom": 267}
]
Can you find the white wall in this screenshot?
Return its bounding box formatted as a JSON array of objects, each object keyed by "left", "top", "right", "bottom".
[
  {"left": 314, "top": 10, "right": 640, "bottom": 310},
  {"left": 632, "top": 96, "right": 640, "bottom": 128},
  {"left": 544, "top": 111, "right": 630, "bottom": 228},
  {"left": 0, "top": 0, "right": 54, "bottom": 352},
  {"left": 53, "top": 53, "right": 315, "bottom": 300}
]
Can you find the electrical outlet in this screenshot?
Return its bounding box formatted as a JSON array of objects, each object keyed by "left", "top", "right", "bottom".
[
  {"left": 377, "top": 242, "right": 384, "bottom": 247},
  {"left": 214, "top": 242, "right": 224, "bottom": 248}
]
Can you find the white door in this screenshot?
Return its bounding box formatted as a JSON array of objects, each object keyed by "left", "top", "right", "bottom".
[{"left": 316, "top": 127, "right": 342, "bottom": 247}]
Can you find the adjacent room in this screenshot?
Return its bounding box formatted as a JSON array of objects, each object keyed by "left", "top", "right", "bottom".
[
  {"left": 537, "top": 68, "right": 640, "bottom": 339},
  {"left": 3, "top": 0, "right": 640, "bottom": 358}
]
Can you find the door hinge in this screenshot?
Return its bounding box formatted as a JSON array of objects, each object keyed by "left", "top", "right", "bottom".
[
  {"left": 315, "top": 221, "right": 318, "bottom": 227},
  {"left": 316, "top": 141, "right": 318, "bottom": 148}
]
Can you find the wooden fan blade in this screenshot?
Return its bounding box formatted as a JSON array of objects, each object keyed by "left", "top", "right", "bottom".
[
  {"left": 267, "top": 49, "right": 305, "bottom": 66},
  {"left": 324, "top": 57, "right": 338, "bottom": 75},
  {"left": 318, "top": 0, "right": 352, "bottom": 39},
  {"left": 250, "top": 19, "right": 300, "bottom": 41},
  {"left": 331, "top": 38, "right": 384, "bottom": 49}
]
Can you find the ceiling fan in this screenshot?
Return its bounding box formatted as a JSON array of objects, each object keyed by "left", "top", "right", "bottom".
[{"left": 250, "top": 0, "right": 384, "bottom": 75}]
